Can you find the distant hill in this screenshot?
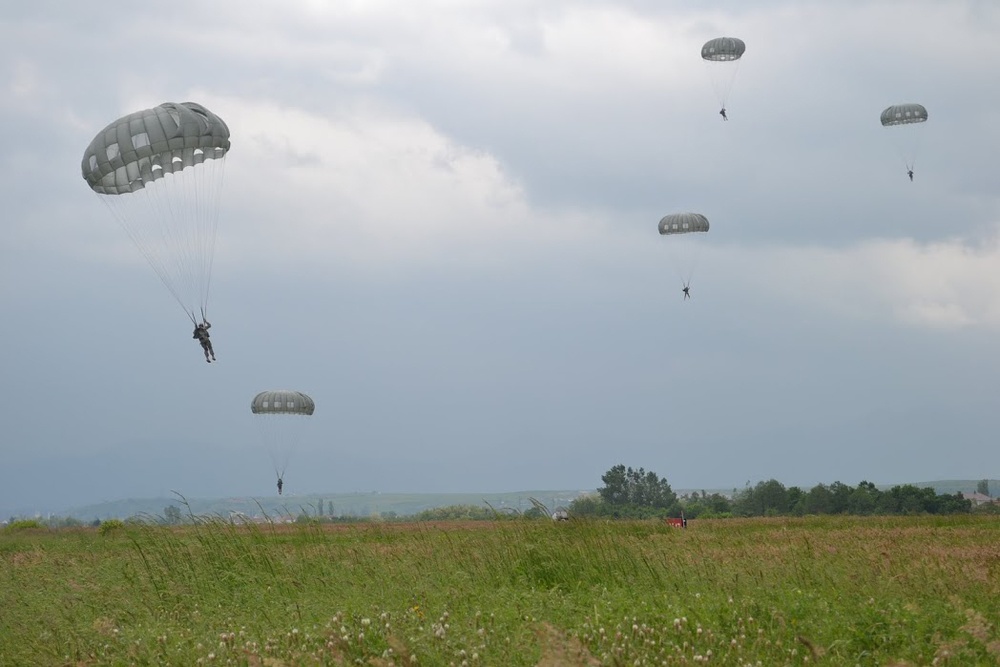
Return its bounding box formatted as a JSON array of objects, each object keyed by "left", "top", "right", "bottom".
[
  {"left": 902, "top": 479, "right": 998, "bottom": 496},
  {"left": 61, "top": 490, "right": 594, "bottom": 522}
]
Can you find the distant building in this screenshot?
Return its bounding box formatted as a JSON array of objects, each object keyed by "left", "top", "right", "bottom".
[{"left": 962, "top": 492, "right": 995, "bottom": 507}]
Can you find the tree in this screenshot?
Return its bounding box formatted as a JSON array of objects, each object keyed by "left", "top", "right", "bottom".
[
  {"left": 881, "top": 485, "right": 932, "bottom": 514},
  {"left": 828, "top": 481, "right": 853, "bottom": 514},
  {"left": 757, "top": 479, "right": 790, "bottom": 515},
  {"left": 522, "top": 506, "right": 546, "bottom": 519},
  {"left": 163, "top": 505, "right": 182, "bottom": 525},
  {"left": 567, "top": 495, "right": 602, "bottom": 516},
  {"left": 599, "top": 465, "right": 630, "bottom": 505},
  {"left": 598, "top": 465, "right": 677, "bottom": 511},
  {"left": 680, "top": 492, "right": 732, "bottom": 518},
  {"left": 733, "top": 479, "right": 789, "bottom": 516},
  {"left": 703, "top": 493, "right": 733, "bottom": 514},
  {"left": 977, "top": 479, "right": 990, "bottom": 496},
  {"left": 847, "top": 481, "right": 880, "bottom": 515},
  {"left": 801, "top": 484, "right": 833, "bottom": 515},
  {"left": 938, "top": 492, "right": 972, "bottom": 514},
  {"left": 786, "top": 486, "right": 805, "bottom": 515}
]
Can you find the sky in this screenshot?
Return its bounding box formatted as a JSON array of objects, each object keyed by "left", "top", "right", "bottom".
[{"left": 3, "top": 0, "right": 1000, "bottom": 516}]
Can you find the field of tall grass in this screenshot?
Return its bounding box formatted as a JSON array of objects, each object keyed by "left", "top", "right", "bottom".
[{"left": 2, "top": 514, "right": 998, "bottom": 665}]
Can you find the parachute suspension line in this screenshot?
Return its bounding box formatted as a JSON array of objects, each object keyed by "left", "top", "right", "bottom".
[
  {"left": 200, "top": 158, "right": 227, "bottom": 318},
  {"left": 672, "top": 257, "right": 688, "bottom": 290},
  {"left": 270, "top": 448, "right": 292, "bottom": 482},
  {"left": 684, "top": 248, "right": 704, "bottom": 288},
  {"left": 166, "top": 159, "right": 224, "bottom": 320},
  {"left": 95, "top": 156, "right": 226, "bottom": 323},
  {"left": 888, "top": 128, "right": 922, "bottom": 175},
  {"left": 257, "top": 411, "right": 307, "bottom": 484},
  {"left": 707, "top": 57, "right": 742, "bottom": 111},
  {"left": 98, "top": 194, "right": 193, "bottom": 320},
  {"left": 664, "top": 235, "right": 704, "bottom": 291},
  {"left": 728, "top": 59, "right": 743, "bottom": 108},
  {"left": 177, "top": 159, "right": 208, "bottom": 316},
  {"left": 144, "top": 172, "right": 201, "bottom": 317}
]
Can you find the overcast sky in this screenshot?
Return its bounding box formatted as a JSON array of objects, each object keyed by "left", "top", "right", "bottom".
[{"left": 3, "top": 0, "right": 1000, "bottom": 516}]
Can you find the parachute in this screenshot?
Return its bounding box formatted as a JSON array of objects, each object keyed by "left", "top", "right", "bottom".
[
  {"left": 658, "top": 213, "right": 710, "bottom": 291},
  {"left": 251, "top": 390, "right": 316, "bottom": 487},
  {"left": 880, "top": 103, "right": 927, "bottom": 175},
  {"left": 659, "top": 212, "right": 710, "bottom": 236},
  {"left": 880, "top": 103, "right": 928, "bottom": 127},
  {"left": 701, "top": 37, "right": 745, "bottom": 115},
  {"left": 81, "top": 102, "right": 231, "bottom": 324}
]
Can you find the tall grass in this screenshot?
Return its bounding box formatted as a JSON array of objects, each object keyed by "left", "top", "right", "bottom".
[{"left": 1, "top": 514, "right": 998, "bottom": 665}]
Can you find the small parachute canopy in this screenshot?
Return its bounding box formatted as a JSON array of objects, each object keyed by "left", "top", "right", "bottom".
[
  {"left": 880, "top": 104, "right": 928, "bottom": 127},
  {"left": 701, "top": 37, "right": 746, "bottom": 62},
  {"left": 251, "top": 390, "right": 316, "bottom": 416},
  {"left": 658, "top": 213, "right": 710, "bottom": 236},
  {"left": 82, "top": 102, "right": 230, "bottom": 195}
]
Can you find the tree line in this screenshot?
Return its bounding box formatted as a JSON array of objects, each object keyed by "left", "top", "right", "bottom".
[{"left": 566, "top": 464, "right": 988, "bottom": 519}]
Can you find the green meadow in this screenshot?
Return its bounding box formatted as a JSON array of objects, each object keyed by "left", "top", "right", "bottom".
[{"left": 2, "top": 515, "right": 998, "bottom": 665}]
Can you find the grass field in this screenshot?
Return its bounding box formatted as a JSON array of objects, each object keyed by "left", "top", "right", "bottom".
[{"left": 2, "top": 515, "right": 998, "bottom": 665}]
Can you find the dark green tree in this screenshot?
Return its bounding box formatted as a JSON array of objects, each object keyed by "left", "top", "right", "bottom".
[
  {"left": 938, "top": 492, "right": 972, "bottom": 514},
  {"left": 163, "top": 505, "right": 182, "bottom": 525},
  {"left": 680, "top": 492, "right": 733, "bottom": 518},
  {"left": 703, "top": 492, "right": 733, "bottom": 514},
  {"left": 567, "top": 495, "right": 602, "bottom": 516},
  {"left": 976, "top": 479, "right": 990, "bottom": 496},
  {"left": 733, "top": 479, "right": 788, "bottom": 516},
  {"left": 598, "top": 465, "right": 676, "bottom": 510},
  {"left": 522, "top": 506, "right": 546, "bottom": 519},
  {"left": 599, "top": 465, "right": 630, "bottom": 505},
  {"left": 828, "top": 481, "right": 853, "bottom": 514},
  {"left": 880, "top": 485, "right": 931, "bottom": 514},
  {"left": 801, "top": 484, "right": 833, "bottom": 515},
  {"left": 786, "top": 486, "right": 805, "bottom": 515},
  {"left": 757, "top": 479, "right": 790, "bottom": 515},
  {"left": 847, "top": 481, "right": 880, "bottom": 515}
]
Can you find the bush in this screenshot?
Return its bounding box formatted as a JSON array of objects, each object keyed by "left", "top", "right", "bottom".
[
  {"left": 98, "top": 519, "right": 125, "bottom": 536},
  {"left": 3, "top": 519, "right": 45, "bottom": 533}
]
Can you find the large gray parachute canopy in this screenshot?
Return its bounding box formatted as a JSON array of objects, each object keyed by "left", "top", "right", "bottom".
[
  {"left": 82, "top": 102, "right": 231, "bottom": 195},
  {"left": 251, "top": 390, "right": 316, "bottom": 416},
  {"left": 659, "top": 213, "right": 710, "bottom": 236},
  {"left": 880, "top": 104, "right": 928, "bottom": 127},
  {"left": 701, "top": 37, "right": 746, "bottom": 62}
]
